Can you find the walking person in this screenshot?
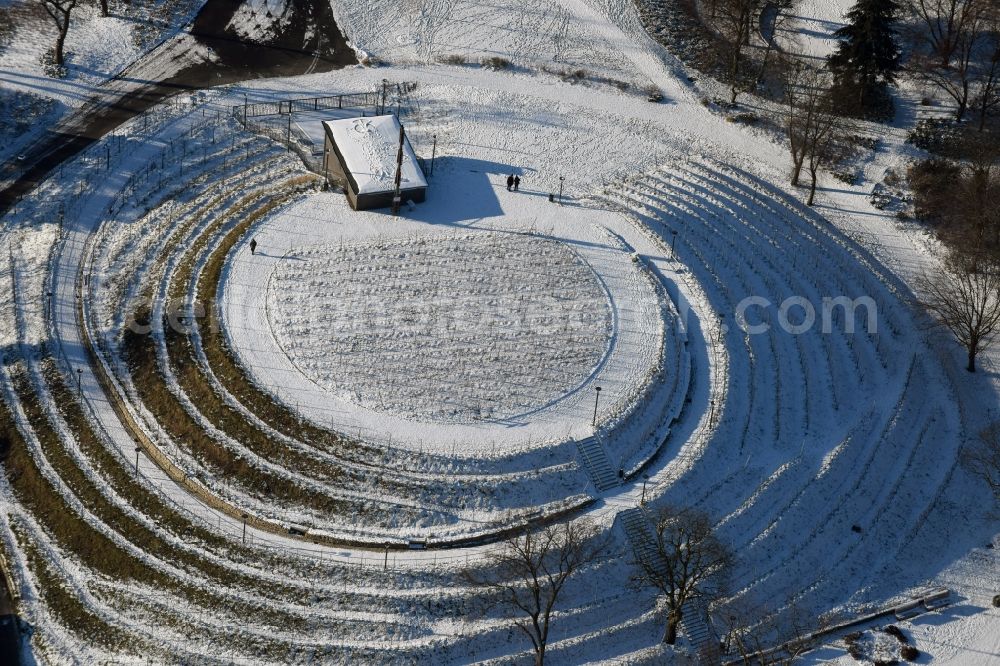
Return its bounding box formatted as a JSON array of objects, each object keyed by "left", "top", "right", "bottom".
[
  {"left": 513, "top": 175, "right": 520, "bottom": 191},
  {"left": 250, "top": 238, "right": 257, "bottom": 255},
  {"left": 506, "top": 174, "right": 514, "bottom": 191}
]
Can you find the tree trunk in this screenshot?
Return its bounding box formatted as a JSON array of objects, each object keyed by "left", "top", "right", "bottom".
[
  {"left": 807, "top": 168, "right": 818, "bottom": 205},
  {"left": 664, "top": 608, "right": 681, "bottom": 644},
  {"left": 968, "top": 346, "right": 977, "bottom": 372},
  {"left": 791, "top": 154, "right": 804, "bottom": 186},
  {"left": 955, "top": 81, "right": 968, "bottom": 122},
  {"left": 55, "top": 20, "right": 69, "bottom": 65},
  {"left": 535, "top": 644, "right": 545, "bottom": 666},
  {"left": 100, "top": 0, "right": 109, "bottom": 17}
]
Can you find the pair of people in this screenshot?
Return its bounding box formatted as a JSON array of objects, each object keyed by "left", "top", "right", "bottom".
[{"left": 506, "top": 174, "right": 521, "bottom": 191}]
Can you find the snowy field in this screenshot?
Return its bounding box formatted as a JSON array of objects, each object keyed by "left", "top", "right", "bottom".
[
  {"left": 267, "top": 231, "right": 613, "bottom": 423},
  {"left": 0, "top": 0, "right": 997, "bottom": 663}
]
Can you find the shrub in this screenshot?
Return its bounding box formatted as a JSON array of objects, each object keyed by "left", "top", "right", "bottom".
[
  {"left": 833, "top": 171, "right": 856, "bottom": 185},
  {"left": 906, "top": 118, "right": 963, "bottom": 155},
  {"left": 481, "top": 56, "right": 511, "bottom": 70},
  {"left": 0, "top": 8, "right": 13, "bottom": 50},
  {"left": 852, "top": 135, "right": 879, "bottom": 152},
  {"left": 908, "top": 158, "right": 962, "bottom": 222},
  {"left": 884, "top": 625, "right": 907, "bottom": 642},
  {"left": 437, "top": 54, "right": 466, "bottom": 66},
  {"left": 730, "top": 112, "right": 758, "bottom": 124},
  {"left": 993, "top": 594, "right": 1000, "bottom": 608},
  {"left": 900, "top": 645, "right": 919, "bottom": 661},
  {"left": 40, "top": 48, "right": 67, "bottom": 79}
]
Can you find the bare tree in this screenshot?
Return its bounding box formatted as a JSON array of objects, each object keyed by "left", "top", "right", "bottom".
[
  {"left": 918, "top": 253, "right": 1000, "bottom": 372},
  {"left": 803, "top": 106, "right": 850, "bottom": 206},
  {"left": 720, "top": 599, "right": 841, "bottom": 664},
  {"left": 97, "top": 0, "right": 109, "bottom": 18},
  {"left": 785, "top": 65, "right": 832, "bottom": 187},
  {"left": 914, "top": 1, "right": 987, "bottom": 122},
  {"left": 716, "top": 0, "right": 767, "bottom": 103},
  {"left": 972, "top": 12, "right": 1000, "bottom": 130},
  {"left": 959, "top": 130, "right": 1000, "bottom": 254},
  {"left": 631, "top": 506, "right": 732, "bottom": 645},
  {"left": 755, "top": 2, "right": 792, "bottom": 86},
  {"left": 465, "top": 520, "right": 609, "bottom": 666},
  {"left": 964, "top": 424, "right": 1000, "bottom": 503},
  {"left": 785, "top": 66, "right": 850, "bottom": 205},
  {"left": 909, "top": 0, "right": 983, "bottom": 67},
  {"left": 38, "top": 0, "right": 79, "bottom": 66}
]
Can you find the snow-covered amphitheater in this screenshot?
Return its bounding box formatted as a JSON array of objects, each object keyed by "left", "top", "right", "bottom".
[{"left": 0, "top": 0, "right": 997, "bottom": 664}]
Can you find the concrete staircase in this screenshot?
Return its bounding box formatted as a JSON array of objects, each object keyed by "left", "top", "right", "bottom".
[
  {"left": 575, "top": 436, "right": 620, "bottom": 491},
  {"left": 618, "top": 508, "right": 716, "bottom": 655},
  {"left": 680, "top": 597, "right": 715, "bottom": 655},
  {"left": 619, "top": 507, "right": 664, "bottom": 573}
]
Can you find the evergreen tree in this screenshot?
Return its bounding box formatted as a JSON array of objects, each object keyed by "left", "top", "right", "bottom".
[{"left": 828, "top": 0, "right": 902, "bottom": 114}]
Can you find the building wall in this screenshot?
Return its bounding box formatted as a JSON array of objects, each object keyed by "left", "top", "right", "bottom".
[
  {"left": 323, "top": 134, "right": 348, "bottom": 189},
  {"left": 355, "top": 187, "right": 426, "bottom": 211}
]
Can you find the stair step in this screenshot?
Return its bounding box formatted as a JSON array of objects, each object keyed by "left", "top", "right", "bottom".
[{"left": 575, "top": 436, "right": 620, "bottom": 491}]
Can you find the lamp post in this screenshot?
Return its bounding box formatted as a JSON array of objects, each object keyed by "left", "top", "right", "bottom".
[
  {"left": 592, "top": 386, "right": 601, "bottom": 427},
  {"left": 671, "top": 230, "right": 677, "bottom": 260},
  {"left": 242, "top": 513, "right": 248, "bottom": 545},
  {"left": 76, "top": 368, "right": 82, "bottom": 395},
  {"left": 384, "top": 542, "right": 390, "bottom": 570},
  {"left": 430, "top": 134, "right": 437, "bottom": 177},
  {"left": 709, "top": 399, "right": 716, "bottom": 427},
  {"left": 641, "top": 474, "right": 650, "bottom": 505},
  {"left": 558, "top": 176, "right": 565, "bottom": 205},
  {"left": 134, "top": 446, "right": 140, "bottom": 475}
]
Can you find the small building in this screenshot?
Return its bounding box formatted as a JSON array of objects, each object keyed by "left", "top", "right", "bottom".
[{"left": 322, "top": 115, "right": 427, "bottom": 211}]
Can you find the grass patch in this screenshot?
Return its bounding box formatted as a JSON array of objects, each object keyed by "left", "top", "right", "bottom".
[
  {"left": 123, "top": 315, "right": 347, "bottom": 518},
  {"left": 4, "top": 362, "right": 316, "bottom": 636},
  {"left": 40, "top": 356, "right": 302, "bottom": 592}
]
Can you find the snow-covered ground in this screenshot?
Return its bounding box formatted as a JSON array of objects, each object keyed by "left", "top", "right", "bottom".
[
  {"left": 0, "top": 0, "right": 997, "bottom": 663},
  {"left": 777, "top": 0, "right": 848, "bottom": 60},
  {"left": 221, "top": 183, "right": 672, "bottom": 454}
]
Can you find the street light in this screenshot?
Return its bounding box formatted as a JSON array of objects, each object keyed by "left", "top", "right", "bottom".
[
  {"left": 430, "top": 134, "right": 437, "bottom": 177},
  {"left": 242, "top": 513, "right": 248, "bottom": 544},
  {"left": 641, "top": 474, "right": 650, "bottom": 505},
  {"left": 76, "top": 368, "right": 82, "bottom": 395},
  {"left": 384, "top": 541, "right": 390, "bottom": 570},
  {"left": 134, "top": 446, "right": 140, "bottom": 475},
  {"left": 559, "top": 176, "right": 565, "bottom": 205},
  {"left": 592, "top": 386, "right": 601, "bottom": 427},
  {"left": 671, "top": 230, "right": 678, "bottom": 260}
]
